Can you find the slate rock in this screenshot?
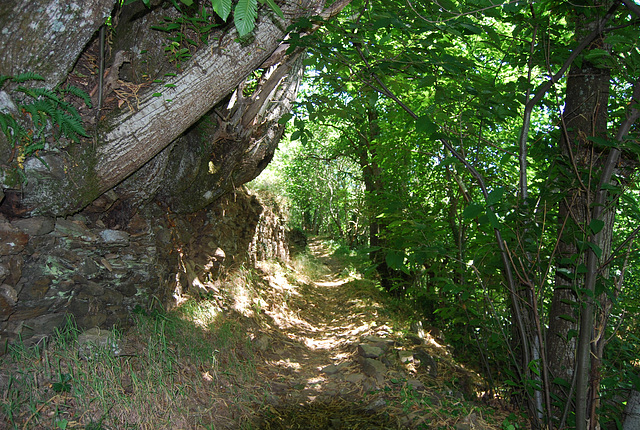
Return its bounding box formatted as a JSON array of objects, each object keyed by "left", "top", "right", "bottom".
[
  {"left": 100, "top": 229, "right": 130, "bottom": 246},
  {"left": 364, "top": 397, "right": 387, "bottom": 412},
  {"left": 0, "top": 221, "right": 29, "bottom": 255},
  {"left": 398, "top": 350, "right": 414, "bottom": 363},
  {"left": 362, "top": 335, "right": 395, "bottom": 351},
  {"left": 321, "top": 364, "right": 341, "bottom": 375},
  {"left": 19, "top": 313, "right": 67, "bottom": 338},
  {"left": 19, "top": 277, "right": 51, "bottom": 300},
  {"left": 77, "top": 327, "right": 121, "bottom": 359},
  {"left": 361, "top": 358, "right": 387, "bottom": 384},
  {"left": 358, "top": 343, "right": 384, "bottom": 358},
  {"left": 0, "top": 284, "right": 17, "bottom": 321},
  {"left": 55, "top": 219, "right": 98, "bottom": 242},
  {"left": 414, "top": 348, "right": 438, "bottom": 377},
  {"left": 345, "top": 373, "right": 365, "bottom": 384},
  {"left": 407, "top": 378, "right": 426, "bottom": 392},
  {"left": 12, "top": 217, "right": 54, "bottom": 236}
]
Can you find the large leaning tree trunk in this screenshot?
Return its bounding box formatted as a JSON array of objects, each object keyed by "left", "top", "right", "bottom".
[{"left": 0, "top": 0, "right": 350, "bottom": 217}]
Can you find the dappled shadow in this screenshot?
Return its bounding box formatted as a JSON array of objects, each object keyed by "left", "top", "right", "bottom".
[
  {"left": 259, "top": 399, "right": 402, "bottom": 429},
  {"left": 247, "top": 238, "right": 494, "bottom": 429}
]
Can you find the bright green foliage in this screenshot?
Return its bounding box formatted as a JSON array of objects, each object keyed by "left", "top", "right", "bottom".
[
  {"left": 142, "top": 0, "right": 284, "bottom": 41},
  {"left": 234, "top": 0, "right": 258, "bottom": 37},
  {"left": 211, "top": 0, "right": 232, "bottom": 21},
  {"left": 268, "top": 0, "right": 640, "bottom": 426}
]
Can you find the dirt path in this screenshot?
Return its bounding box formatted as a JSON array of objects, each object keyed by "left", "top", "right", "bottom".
[{"left": 248, "top": 238, "right": 501, "bottom": 429}]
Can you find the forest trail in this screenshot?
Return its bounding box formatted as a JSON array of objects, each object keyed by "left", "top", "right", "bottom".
[
  {"left": 248, "top": 238, "right": 509, "bottom": 429},
  {"left": 0, "top": 238, "right": 519, "bottom": 430}
]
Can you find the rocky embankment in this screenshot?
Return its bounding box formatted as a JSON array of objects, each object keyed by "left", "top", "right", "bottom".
[{"left": 0, "top": 188, "right": 288, "bottom": 351}]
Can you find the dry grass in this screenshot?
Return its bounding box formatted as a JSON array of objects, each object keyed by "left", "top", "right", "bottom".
[{"left": 1, "top": 239, "right": 528, "bottom": 430}]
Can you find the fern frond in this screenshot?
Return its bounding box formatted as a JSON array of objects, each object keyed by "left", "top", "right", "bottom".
[
  {"left": 28, "top": 87, "right": 63, "bottom": 103},
  {"left": 0, "top": 75, "right": 12, "bottom": 88},
  {"left": 62, "top": 85, "right": 92, "bottom": 108},
  {"left": 32, "top": 99, "right": 58, "bottom": 120},
  {"left": 58, "top": 112, "right": 89, "bottom": 141},
  {"left": 0, "top": 113, "right": 20, "bottom": 146},
  {"left": 22, "top": 103, "right": 44, "bottom": 128},
  {"left": 12, "top": 72, "right": 45, "bottom": 83},
  {"left": 24, "top": 138, "right": 45, "bottom": 155},
  {"left": 234, "top": 0, "right": 257, "bottom": 37}
]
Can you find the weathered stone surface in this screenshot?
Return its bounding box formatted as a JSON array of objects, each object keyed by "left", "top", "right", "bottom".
[
  {"left": 19, "top": 313, "right": 67, "bottom": 338},
  {"left": 5, "top": 257, "right": 22, "bottom": 286},
  {"left": 345, "top": 373, "right": 365, "bottom": 384},
  {"left": 19, "top": 277, "right": 52, "bottom": 300},
  {"left": 54, "top": 219, "right": 98, "bottom": 242},
  {"left": 362, "top": 336, "right": 396, "bottom": 351},
  {"left": 100, "top": 229, "right": 130, "bottom": 246},
  {"left": 0, "top": 187, "right": 291, "bottom": 348},
  {"left": 414, "top": 348, "right": 438, "bottom": 378},
  {"left": 8, "top": 306, "right": 50, "bottom": 322},
  {"left": 321, "top": 364, "right": 341, "bottom": 375},
  {"left": 407, "top": 378, "right": 426, "bottom": 392},
  {"left": 361, "top": 358, "right": 387, "bottom": 382},
  {"left": 12, "top": 217, "right": 54, "bottom": 236},
  {"left": 0, "top": 221, "right": 28, "bottom": 255},
  {"left": 364, "top": 397, "right": 387, "bottom": 412},
  {"left": 398, "top": 350, "right": 414, "bottom": 363},
  {"left": 78, "top": 327, "right": 121, "bottom": 359},
  {"left": 358, "top": 343, "right": 384, "bottom": 359},
  {"left": 0, "top": 284, "right": 17, "bottom": 321}
]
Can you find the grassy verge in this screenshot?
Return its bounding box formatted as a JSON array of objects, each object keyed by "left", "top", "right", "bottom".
[{"left": 1, "top": 301, "right": 261, "bottom": 429}]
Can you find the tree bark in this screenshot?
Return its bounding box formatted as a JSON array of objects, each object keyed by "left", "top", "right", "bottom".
[
  {"left": 547, "top": 29, "right": 611, "bottom": 422},
  {"left": 4, "top": 0, "right": 350, "bottom": 216},
  {"left": 545, "top": 4, "right": 640, "bottom": 427},
  {"left": 0, "top": 0, "right": 115, "bottom": 89}
]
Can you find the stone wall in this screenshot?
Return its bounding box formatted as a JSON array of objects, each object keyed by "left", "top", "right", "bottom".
[{"left": 0, "top": 188, "right": 289, "bottom": 351}]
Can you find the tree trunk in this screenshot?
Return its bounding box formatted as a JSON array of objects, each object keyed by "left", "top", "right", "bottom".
[
  {"left": 547, "top": 36, "right": 611, "bottom": 423},
  {"left": 0, "top": 0, "right": 115, "bottom": 89},
  {"left": 1, "top": 0, "right": 350, "bottom": 217},
  {"left": 545, "top": 4, "right": 638, "bottom": 427}
]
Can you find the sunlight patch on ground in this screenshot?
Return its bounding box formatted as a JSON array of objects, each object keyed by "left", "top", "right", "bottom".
[
  {"left": 268, "top": 358, "right": 302, "bottom": 371},
  {"left": 314, "top": 279, "right": 347, "bottom": 288},
  {"left": 182, "top": 300, "right": 221, "bottom": 328},
  {"left": 266, "top": 306, "right": 316, "bottom": 332}
]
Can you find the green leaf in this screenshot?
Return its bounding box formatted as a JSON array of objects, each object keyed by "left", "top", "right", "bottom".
[
  {"left": 278, "top": 113, "right": 293, "bottom": 124},
  {"left": 264, "top": 0, "right": 284, "bottom": 19},
  {"left": 463, "top": 203, "right": 483, "bottom": 219},
  {"left": 180, "top": 0, "right": 194, "bottom": 5},
  {"left": 587, "top": 241, "right": 603, "bottom": 259},
  {"left": 486, "top": 208, "right": 500, "bottom": 229},
  {"left": 553, "top": 377, "right": 571, "bottom": 388},
  {"left": 211, "top": 0, "right": 232, "bottom": 21},
  {"left": 587, "top": 136, "right": 617, "bottom": 147},
  {"left": 486, "top": 187, "right": 504, "bottom": 206},
  {"left": 589, "top": 219, "right": 605, "bottom": 235},
  {"left": 234, "top": 0, "right": 258, "bottom": 37},
  {"left": 416, "top": 115, "right": 437, "bottom": 136},
  {"left": 558, "top": 314, "right": 577, "bottom": 323},
  {"left": 385, "top": 251, "right": 408, "bottom": 274}
]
